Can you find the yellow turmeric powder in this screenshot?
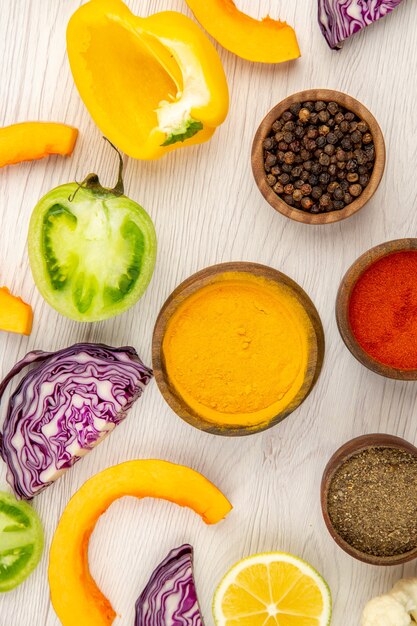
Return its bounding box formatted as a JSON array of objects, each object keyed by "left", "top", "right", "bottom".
[{"left": 162, "top": 272, "right": 312, "bottom": 429}]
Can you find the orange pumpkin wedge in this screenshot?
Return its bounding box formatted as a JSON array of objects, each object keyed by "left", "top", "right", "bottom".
[
  {"left": 0, "top": 122, "right": 78, "bottom": 168},
  {"left": 185, "top": 0, "right": 300, "bottom": 64},
  {"left": 0, "top": 287, "right": 33, "bottom": 335},
  {"left": 49, "top": 460, "right": 232, "bottom": 626}
]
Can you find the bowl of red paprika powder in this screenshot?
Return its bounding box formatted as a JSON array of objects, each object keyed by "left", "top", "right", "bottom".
[{"left": 336, "top": 239, "right": 417, "bottom": 379}]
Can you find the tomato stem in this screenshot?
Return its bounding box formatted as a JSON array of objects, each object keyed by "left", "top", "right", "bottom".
[{"left": 68, "top": 137, "right": 125, "bottom": 202}]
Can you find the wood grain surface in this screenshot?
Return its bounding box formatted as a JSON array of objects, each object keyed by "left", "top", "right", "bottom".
[{"left": 0, "top": 1, "right": 416, "bottom": 624}]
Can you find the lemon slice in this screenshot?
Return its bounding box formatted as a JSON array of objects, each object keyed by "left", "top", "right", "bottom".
[{"left": 213, "top": 552, "right": 332, "bottom": 626}]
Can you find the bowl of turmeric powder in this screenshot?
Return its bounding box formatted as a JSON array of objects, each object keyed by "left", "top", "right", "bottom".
[
  {"left": 152, "top": 262, "right": 325, "bottom": 435},
  {"left": 336, "top": 239, "right": 417, "bottom": 380}
]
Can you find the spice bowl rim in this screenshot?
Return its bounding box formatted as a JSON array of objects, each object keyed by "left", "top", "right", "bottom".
[
  {"left": 336, "top": 238, "right": 417, "bottom": 380},
  {"left": 152, "top": 261, "right": 325, "bottom": 437},
  {"left": 251, "top": 88, "right": 386, "bottom": 225},
  {"left": 321, "top": 433, "right": 417, "bottom": 566}
]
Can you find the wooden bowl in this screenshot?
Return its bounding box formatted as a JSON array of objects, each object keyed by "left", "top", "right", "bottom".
[
  {"left": 251, "top": 89, "right": 386, "bottom": 225},
  {"left": 152, "top": 262, "right": 325, "bottom": 436},
  {"left": 321, "top": 434, "right": 417, "bottom": 566},
  {"left": 336, "top": 238, "right": 417, "bottom": 380}
]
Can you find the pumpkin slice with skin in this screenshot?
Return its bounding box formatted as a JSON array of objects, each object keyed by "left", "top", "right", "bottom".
[
  {"left": 0, "top": 287, "right": 33, "bottom": 335},
  {"left": 48, "top": 460, "right": 232, "bottom": 626},
  {"left": 185, "top": 0, "right": 300, "bottom": 64}
]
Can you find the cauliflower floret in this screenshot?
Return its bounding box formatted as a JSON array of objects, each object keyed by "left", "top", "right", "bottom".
[
  {"left": 362, "top": 595, "right": 412, "bottom": 626},
  {"left": 392, "top": 578, "right": 417, "bottom": 621}
]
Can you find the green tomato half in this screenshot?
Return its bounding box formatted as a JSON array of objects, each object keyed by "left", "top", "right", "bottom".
[
  {"left": 28, "top": 183, "right": 157, "bottom": 322},
  {"left": 0, "top": 492, "right": 44, "bottom": 592}
]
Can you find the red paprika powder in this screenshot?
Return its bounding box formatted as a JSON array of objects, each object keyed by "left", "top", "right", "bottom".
[{"left": 349, "top": 250, "right": 417, "bottom": 370}]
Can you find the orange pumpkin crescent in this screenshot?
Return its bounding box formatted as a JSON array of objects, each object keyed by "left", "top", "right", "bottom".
[
  {"left": 184, "top": 0, "right": 300, "bottom": 64},
  {"left": 48, "top": 460, "right": 232, "bottom": 626}
]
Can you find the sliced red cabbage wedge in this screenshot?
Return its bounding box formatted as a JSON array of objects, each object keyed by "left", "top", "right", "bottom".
[
  {"left": 135, "top": 544, "right": 204, "bottom": 626},
  {"left": 0, "top": 343, "right": 152, "bottom": 499},
  {"left": 318, "top": 0, "right": 404, "bottom": 49}
]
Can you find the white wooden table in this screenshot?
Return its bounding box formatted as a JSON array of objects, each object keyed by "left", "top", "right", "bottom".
[{"left": 1, "top": 1, "right": 416, "bottom": 624}]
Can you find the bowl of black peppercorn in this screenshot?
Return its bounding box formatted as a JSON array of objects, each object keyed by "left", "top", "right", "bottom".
[{"left": 251, "top": 89, "right": 386, "bottom": 225}]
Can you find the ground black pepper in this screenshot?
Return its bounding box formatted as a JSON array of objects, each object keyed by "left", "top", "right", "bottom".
[
  {"left": 327, "top": 447, "right": 417, "bottom": 557},
  {"left": 263, "top": 100, "right": 376, "bottom": 213}
]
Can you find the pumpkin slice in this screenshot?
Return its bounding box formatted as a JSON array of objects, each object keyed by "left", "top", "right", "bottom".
[
  {"left": 49, "top": 460, "right": 232, "bottom": 626},
  {"left": 185, "top": 0, "right": 300, "bottom": 64},
  {"left": 0, "top": 287, "right": 33, "bottom": 335}
]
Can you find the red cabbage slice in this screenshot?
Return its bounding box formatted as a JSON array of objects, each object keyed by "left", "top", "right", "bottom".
[
  {"left": 0, "top": 343, "right": 152, "bottom": 499},
  {"left": 135, "top": 544, "right": 204, "bottom": 626},
  {"left": 318, "top": 0, "right": 404, "bottom": 49}
]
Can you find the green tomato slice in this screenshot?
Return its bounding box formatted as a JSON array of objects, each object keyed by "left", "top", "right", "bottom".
[
  {"left": 28, "top": 183, "right": 157, "bottom": 322},
  {"left": 0, "top": 492, "right": 44, "bottom": 592}
]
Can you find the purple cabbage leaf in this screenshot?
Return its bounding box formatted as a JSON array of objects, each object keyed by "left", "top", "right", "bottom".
[
  {"left": 0, "top": 343, "right": 152, "bottom": 499},
  {"left": 318, "top": 0, "right": 404, "bottom": 49},
  {"left": 135, "top": 544, "right": 204, "bottom": 626}
]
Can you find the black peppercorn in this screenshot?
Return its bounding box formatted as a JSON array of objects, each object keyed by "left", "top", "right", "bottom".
[
  {"left": 263, "top": 137, "right": 276, "bottom": 150},
  {"left": 346, "top": 159, "right": 358, "bottom": 171},
  {"left": 319, "top": 194, "right": 331, "bottom": 207},
  {"left": 282, "top": 111, "right": 293, "bottom": 122},
  {"left": 333, "top": 200, "right": 345, "bottom": 211},
  {"left": 362, "top": 132, "right": 373, "bottom": 145},
  {"left": 359, "top": 174, "right": 370, "bottom": 186},
  {"left": 319, "top": 125, "right": 330, "bottom": 136},
  {"left": 289, "top": 140, "right": 301, "bottom": 153},
  {"left": 344, "top": 111, "right": 355, "bottom": 121},
  {"left": 281, "top": 163, "right": 293, "bottom": 173},
  {"left": 341, "top": 137, "right": 352, "bottom": 151},
  {"left": 319, "top": 172, "right": 331, "bottom": 185},
  {"left": 273, "top": 182, "right": 284, "bottom": 194},
  {"left": 316, "top": 136, "right": 326, "bottom": 148},
  {"left": 283, "top": 132, "right": 294, "bottom": 144},
  {"left": 327, "top": 101, "right": 339, "bottom": 115},
  {"left": 327, "top": 181, "right": 339, "bottom": 194},
  {"left": 349, "top": 184, "right": 362, "bottom": 197},
  {"left": 333, "top": 186, "right": 344, "bottom": 200},
  {"left": 303, "top": 101, "right": 315, "bottom": 111},
  {"left": 272, "top": 120, "right": 283, "bottom": 132},
  {"left": 319, "top": 153, "right": 331, "bottom": 167},
  {"left": 324, "top": 144, "right": 336, "bottom": 155},
  {"left": 294, "top": 180, "right": 304, "bottom": 189},
  {"left": 311, "top": 186, "right": 323, "bottom": 200},
  {"left": 346, "top": 172, "right": 359, "bottom": 183},
  {"left": 315, "top": 101, "right": 326, "bottom": 112},
  {"left": 344, "top": 193, "right": 353, "bottom": 204},
  {"left": 318, "top": 110, "right": 330, "bottom": 123},
  {"left": 278, "top": 173, "right": 290, "bottom": 184},
  {"left": 328, "top": 164, "right": 337, "bottom": 176},
  {"left": 264, "top": 153, "right": 277, "bottom": 168},
  {"left": 326, "top": 132, "right": 338, "bottom": 145},
  {"left": 301, "top": 197, "right": 314, "bottom": 210},
  {"left": 308, "top": 175, "right": 319, "bottom": 186},
  {"left": 357, "top": 121, "right": 368, "bottom": 133},
  {"left": 351, "top": 130, "right": 362, "bottom": 144},
  {"left": 298, "top": 108, "right": 311, "bottom": 123},
  {"left": 289, "top": 102, "right": 302, "bottom": 116},
  {"left": 284, "top": 183, "right": 295, "bottom": 194},
  {"left": 283, "top": 194, "right": 295, "bottom": 205},
  {"left": 293, "top": 189, "right": 303, "bottom": 202}
]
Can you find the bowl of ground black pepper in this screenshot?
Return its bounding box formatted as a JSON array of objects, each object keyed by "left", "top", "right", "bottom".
[
  {"left": 321, "top": 434, "right": 417, "bottom": 566},
  {"left": 251, "top": 89, "right": 385, "bottom": 224},
  {"left": 337, "top": 239, "right": 417, "bottom": 379}
]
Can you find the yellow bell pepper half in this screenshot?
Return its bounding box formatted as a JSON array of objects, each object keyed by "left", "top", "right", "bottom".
[{"left": 67, "top": 0, "right": 229, "bottom": 160}]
